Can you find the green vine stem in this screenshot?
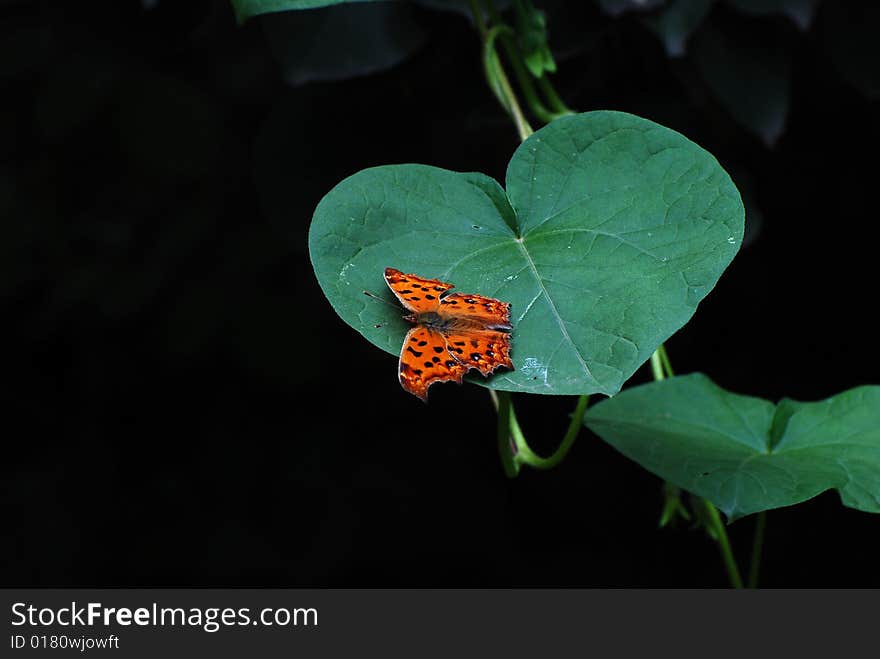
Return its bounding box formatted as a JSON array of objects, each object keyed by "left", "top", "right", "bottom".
[
  {"left": 658, "top": 344, "right": 674, "bottom": 378},
  {"left": 695, "top": 498, "right": 745, "bottom": 589},
  {"left": 485, "top": 0, "right": 570, "bottom": 123},
  {"left": 488, "top": 23, "right": 555, "bottom": 123},
  {"left": 536, "top": 74, "right": 573, "bottom": 115},
  {"left": 748, "top": 511, "right": 767, "bottom": 588},
  {"left": 469, "top": 0, "right": 534, "bottom": 140},
  {"left": 650, "top": 349, "right": 665, "bottom": 381},
  {"left": 651, "top": 344, "right": 674, "bottom": 379},
  {"left": 494, "top": 390, "right": 520, "bottom": 477},
  {"left": 652, "top": 345, "right": 744, "bottom": 588},
  {"left": 492, "top": 391, "right": 589, "bottom": 472},
  {"left": 483, "top": 25, "right": 513, "bottom": 113},
  {"left": 511, "top": 393, "right": 589, "bottom": 469}
]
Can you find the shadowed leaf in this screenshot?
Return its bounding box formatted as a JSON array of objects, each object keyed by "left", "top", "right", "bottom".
[{"left": 585, "top": 373, "right": 880, "bottom": 520}]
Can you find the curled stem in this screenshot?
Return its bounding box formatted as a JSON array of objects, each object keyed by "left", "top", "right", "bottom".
[
  {"left": 493, "top": 390, "right": 520, "bottom": 477},
  {"left": 490, "top": 391, "right": 588, "bottom": 475},
  {"left": 511, "top": 394, "right": 589, "bottom": 469}
]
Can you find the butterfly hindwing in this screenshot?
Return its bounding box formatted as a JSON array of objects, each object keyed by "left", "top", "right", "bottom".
[
  {"left": 398, "top": 326, "right": 468, "bottom": 401},
  {"left": 444, "top": 329, "right": 513, "bottom": 377}
]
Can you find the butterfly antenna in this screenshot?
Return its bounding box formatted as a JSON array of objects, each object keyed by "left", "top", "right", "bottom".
[{"left": 363, "top": 289, "right": 399, "bottom": 309}]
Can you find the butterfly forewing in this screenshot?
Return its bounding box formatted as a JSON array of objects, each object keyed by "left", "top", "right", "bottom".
[
  {"left": 439, "top": 293, "right": 512, "bottom": 330},
  {"left": 398, "top": 326, "right": 468, "bottom": 401},
  {"left": 384, "top": 267, "right": 453, "bottom": 315}
]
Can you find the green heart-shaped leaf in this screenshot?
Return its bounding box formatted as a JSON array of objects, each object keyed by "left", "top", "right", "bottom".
[
  {"left": 309, "top": 111, "right": 744, "bottom": 396},
  {"left": 584, "top": 373, "right": 880, "bottom": 520}
]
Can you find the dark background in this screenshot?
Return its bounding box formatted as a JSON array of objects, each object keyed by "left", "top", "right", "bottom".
[{"left": 4, "top": 0, "right": 879, "bottom": 587}]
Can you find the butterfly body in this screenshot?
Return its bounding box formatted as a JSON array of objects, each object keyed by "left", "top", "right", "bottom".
[
  {"left": 384, "top": 267, "right": 513, "bottom": 401},
  {"left": 402, "top": 311, "right": 498, "bottom": 332}
]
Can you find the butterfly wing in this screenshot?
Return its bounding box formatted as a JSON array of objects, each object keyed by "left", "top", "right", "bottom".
[
  {"left": 398, "top": 326, "right": 468, "bottom": 401},
  {"left": 388, "top": 268, "right": 513, "bottom": 397},
  {"left": 443, "top": 329, "right": 513, "bottom": 377},
  {"left": 439, "top": 293, "right": 512, "bottom": 330},
  {"left": 384, "top": 267, "right": 454, "bottom": 315}
]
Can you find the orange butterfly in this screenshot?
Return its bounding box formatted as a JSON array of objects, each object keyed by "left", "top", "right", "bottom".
[{"left": 384, "top": 267, "right": 514, "bottom": 401}]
